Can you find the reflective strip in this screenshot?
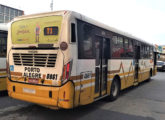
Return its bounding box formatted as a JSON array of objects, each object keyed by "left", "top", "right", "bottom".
[
  {"left": 139, "top": 70, "right": 150, "bottom": 74},
  {"left": 73, "top": 77, "right": 95, "bottom": 83},
  {"left": 75, "top": 82, "right": 95, "bottom": 91},
  {"left": 108, "top": 73, "right": 134, "bottom": 81}
]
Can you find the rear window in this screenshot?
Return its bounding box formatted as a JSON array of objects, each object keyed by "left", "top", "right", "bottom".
[{"left": 11, "top": 15, "right": 62, "bottom": 44}]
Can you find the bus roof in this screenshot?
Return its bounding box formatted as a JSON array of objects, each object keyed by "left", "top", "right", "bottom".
[
  {"left": 12, "top": 10, "right": 152, "bottom": 46},
  {"left": 0, "top": 23, "right": 8, "bottom": 31},
  {"left": 70, "top": 11, "right": 152, "bottom": 46}
]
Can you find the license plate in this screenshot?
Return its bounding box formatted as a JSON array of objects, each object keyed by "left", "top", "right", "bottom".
[
  {"left": 28, "top": 78, "right": 39, "bottom": 84},
  {"left": 23, "top": 88, "right": 36, "bottom": 94}
]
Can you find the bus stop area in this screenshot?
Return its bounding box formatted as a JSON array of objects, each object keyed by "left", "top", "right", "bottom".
[{"left": 0, "top": 71, "right": 165, "bottom": 120}]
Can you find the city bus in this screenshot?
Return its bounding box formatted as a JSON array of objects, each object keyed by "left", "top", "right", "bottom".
[
  {"left": 7, "top": 10, "right": 157, "bottom": 109},
  {"left": 0, "top": 24, "right": 8, "bottom": 92}
]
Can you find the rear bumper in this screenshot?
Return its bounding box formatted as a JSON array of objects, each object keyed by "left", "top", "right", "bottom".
[{"left": 7, "top": 79, "right": 74, "bottom": 109}]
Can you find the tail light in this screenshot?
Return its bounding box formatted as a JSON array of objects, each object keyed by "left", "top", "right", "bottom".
[{"left": 62, "top": 61, "right": 72, "bottom": 83}]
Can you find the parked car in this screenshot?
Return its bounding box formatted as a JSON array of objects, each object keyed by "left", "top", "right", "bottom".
[{"left": 157, "top": 61, "right": 165, "bottom": 71}]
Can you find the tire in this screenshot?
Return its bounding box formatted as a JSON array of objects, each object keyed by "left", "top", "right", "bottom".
[
  {"left": 147, "top": 70, "right": 152, "bottom": 82},
  {"left": 109, "top": 78, "right": 120, "bottom": 101}
]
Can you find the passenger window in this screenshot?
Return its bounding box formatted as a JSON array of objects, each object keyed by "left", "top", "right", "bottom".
[
  {"left": 0, "top": 32, "right": 7, "bottom": 57},
  {"left": 112, "top": 36, "right": 124, "bottom": 58},
  {"left": 149, "top": 46, "right": 153, "bottom": 59},
  {"left": 71, "top": 23, "right": 76, "bottom": 43},
  {"left": 124, "top": 38, "right": 129, "bottom": 48},
  {"left": 124, "top": 39, "right": 134, "bottom": 57},
  {"left": 77, "top": 20, "right": 95, "bottom": 59}
]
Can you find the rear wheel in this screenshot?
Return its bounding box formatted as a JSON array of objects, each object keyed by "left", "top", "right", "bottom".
[{"left": 109, "top": 78, "right": 120, "bottom": 101}]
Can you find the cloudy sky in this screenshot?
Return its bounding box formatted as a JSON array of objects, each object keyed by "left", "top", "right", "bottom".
[{"left": 1, "top": 0, "right": 165, "bottom": 45}]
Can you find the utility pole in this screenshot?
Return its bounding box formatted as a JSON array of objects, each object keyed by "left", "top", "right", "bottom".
[{"left": 50, "top": 0, "right": 53, "bottom": 11}]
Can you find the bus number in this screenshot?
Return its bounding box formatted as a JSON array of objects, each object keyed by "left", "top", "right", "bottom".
[{"left": 46, "top": 74, "right": 58, "bottom": 80}]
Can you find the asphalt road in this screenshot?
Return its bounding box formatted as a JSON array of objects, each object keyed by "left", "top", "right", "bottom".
[{"left": 0, "top": 72, "right": 165, "bottom": 120}]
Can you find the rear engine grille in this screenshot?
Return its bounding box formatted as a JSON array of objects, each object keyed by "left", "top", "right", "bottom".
[{"left": 13, "top": 53, "right": 57, "bottom": 67}]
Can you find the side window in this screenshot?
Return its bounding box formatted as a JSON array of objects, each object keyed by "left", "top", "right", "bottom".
[
  {"left": 112, "top": 36, "right": 124, "bottom": 58},
  {"left": 77, "top": 20, "right": 94, "bottom": 59},
  {"left": 142, "top": 45, "right": 150, "bottom": 59},
  {"left": 147, "top": 46, "right": 150, "bottom": 58},
  {"left": 124, "top": 38, "right": 129, "bottom": 49},
  {"left": 71, "top": 23, "right": 76, "bottom": 43},
  {"left": 0, "top": 32, "right": 7, "bottom": 57},
  {"left": 149, "top": 46, "right": 153, "bottom": 59},
  {"left": 124, "top": 39, "right": 134, "bottom": 58},
  {"left": 144, "top": 45, "right": 148, "bottom": 58},
  {"left": 141, "top": 44, "right": 144, "bottom": 59}
]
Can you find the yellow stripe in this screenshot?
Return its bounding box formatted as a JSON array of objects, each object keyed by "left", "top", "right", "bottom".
[{"left": 74, "top": 79, "right": 95, "bottom": 86}]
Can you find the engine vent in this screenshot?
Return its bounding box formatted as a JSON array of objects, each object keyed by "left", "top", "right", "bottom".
[{"left": 13, "top": 53, "right": 57, "bottom": 67}]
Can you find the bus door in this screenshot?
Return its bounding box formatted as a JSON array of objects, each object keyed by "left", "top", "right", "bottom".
[
  {"left": 134, "top": 45, "right": 140, "bottom": 82},
  {"left": 95, "top": 36, "right": 110, "bottom": 98}
]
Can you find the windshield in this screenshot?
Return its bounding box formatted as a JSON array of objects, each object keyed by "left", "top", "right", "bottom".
[{"left": 11, "top": 15, "right": 63, "bottom": 44}]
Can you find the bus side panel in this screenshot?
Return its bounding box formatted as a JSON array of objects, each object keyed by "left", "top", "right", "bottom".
[
  {"left": 75, "top": 60, "right": 95, "bottom": 105},
  {"left": 0, "top": 77, "right": 7, "bottom": 91},
  {"left": 109, "top": 59, "right": 135, "bottom": 90},
  {"left": 138, "top": 59, "right": 152, "bottom": 82}
]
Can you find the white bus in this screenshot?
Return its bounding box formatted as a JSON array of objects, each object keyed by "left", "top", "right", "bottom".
[
  {"left": 7, "top": 11, "right": 157, "bottom": 109},
  {"left": 0, "top": 24, "right": 8, "bottom": 92}
]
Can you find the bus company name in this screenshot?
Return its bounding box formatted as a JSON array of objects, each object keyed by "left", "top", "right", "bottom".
[
  {"left": 23, "top": 67, "right": 58, "bottom": 80},
  {"left": 24, "top": 67, "right": 41, "bottom": 79}
]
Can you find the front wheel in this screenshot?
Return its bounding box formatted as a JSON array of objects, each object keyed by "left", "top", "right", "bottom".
[{"left": 109, "top": 78, "right": 120, "bottom": 101}]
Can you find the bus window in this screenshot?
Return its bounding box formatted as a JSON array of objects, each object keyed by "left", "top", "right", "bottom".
[
  {"left": 147, "top": 46, "right": 150, "bottom": 58},
  {"left": 77, "top": 20, "right": 94, "bottom": 59},
  {"left": 149, "top": 46, "right": 153, "bottom": 59},
  {"left": 124, "top": 38, "right": 129, "bottom": 48},
  {"left": 141, "top": 44, "right": 144, "bottom": 59},
  {"left": 71, "top": 23, "right": 76, "bottom": 43},
  {"left": 143, "top": 45, "right": 149, "bottom": 59},
  {"left": 124, "top": 39, "right": 134, "bottom": 58},
  {"left": 112, "top": 36, "right": 124, "bottom": 58},
  {"left": 0, "top": 32, "right": 7, "bottom": 57}
]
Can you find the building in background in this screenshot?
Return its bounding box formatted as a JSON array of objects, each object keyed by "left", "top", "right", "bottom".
[
  {"left": 155, "top": 44, "right": 165, "bottom": 61},
  {"left": 0, "top": 4, "right": 24, "bottom": 23}
]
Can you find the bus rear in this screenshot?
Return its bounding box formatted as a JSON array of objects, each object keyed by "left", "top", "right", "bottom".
[{"left": 7, "top": 11, "right": 74, "bottom": 109}]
